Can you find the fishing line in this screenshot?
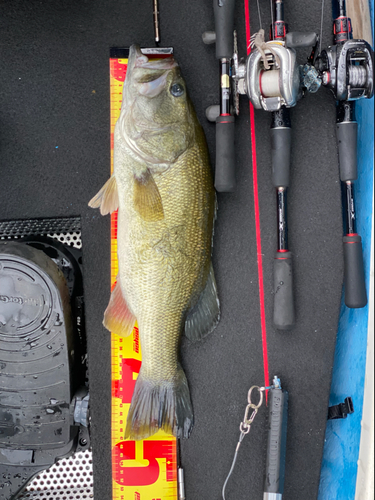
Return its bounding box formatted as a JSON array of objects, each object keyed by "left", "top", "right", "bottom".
[
  {"left": 222, "top": 434, "right": 244, "bottom": 500},
  {"left": 256, "top": 0, "right": 263, "bottom": 29},
  {"left": 221, "top": 386, "right": 266, "bottom": 500}
]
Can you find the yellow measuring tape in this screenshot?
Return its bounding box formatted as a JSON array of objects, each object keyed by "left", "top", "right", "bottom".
[{"left": 109, "top": 52, "right": 177, "bottom": 500}]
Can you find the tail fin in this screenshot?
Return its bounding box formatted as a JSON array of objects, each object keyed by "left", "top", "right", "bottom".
[{"left": 124, "top": 364, "right": 193, "bottom": 441}]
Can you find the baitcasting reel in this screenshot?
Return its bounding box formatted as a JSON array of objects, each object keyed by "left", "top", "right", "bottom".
[
  {"left": 235, "top": 30, "right": 320, "bottom": 112},
  {"left": 316, "top": 8, "right": 373, "bottom": 101}
]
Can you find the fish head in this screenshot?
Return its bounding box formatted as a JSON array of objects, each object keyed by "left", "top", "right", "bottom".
[{"left": 120, "top": 44, "right": 196, "bottom": 166}]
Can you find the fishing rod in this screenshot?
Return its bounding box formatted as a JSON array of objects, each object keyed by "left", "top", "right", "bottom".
[
  {"left": 214, "top": 0, "right": 319, "bottom": 329},
  {"left": 203, "top": 0, "right": 321, "bottom": 328},
  {"left": 203, "top": 0, "right": 236, "bottom": 192},
  {"left": 315, "top": 0, "right": 373, "bottom": 308},
  {"left": 245, "top": 0, "right": 324, "bottom": 330}
]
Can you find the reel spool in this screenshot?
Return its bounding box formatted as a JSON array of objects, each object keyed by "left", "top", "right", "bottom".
[
  {"left": 317, "top": 39, "right": 374, "bottom": 100},
  {"left": 316, "top": 0, "right": 374, "bottom": 101}
]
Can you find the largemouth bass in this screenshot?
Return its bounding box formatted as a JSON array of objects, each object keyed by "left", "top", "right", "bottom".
[{"left": 89, "top": 45, "right": 220, "bottom": 440}]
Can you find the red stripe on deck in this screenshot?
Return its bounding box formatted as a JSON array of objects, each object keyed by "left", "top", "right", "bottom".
[{"left": 244, "top": 0, "right": 270, "bottom": 390}]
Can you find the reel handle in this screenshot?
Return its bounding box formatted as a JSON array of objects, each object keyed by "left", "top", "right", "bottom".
[
  {"left": 215, "top": 115, "right": 236, "bottom": 192},
  {"left": 273, "top": 251, "right": 295, "bottom": 330},
  {"left": 213, "top": 0, "right": 235, "bottom": 59},
  {"left": 285, "top": 31, "right": 317, "bottom": 48}
]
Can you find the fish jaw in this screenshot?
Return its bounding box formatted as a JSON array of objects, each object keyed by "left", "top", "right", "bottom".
[{"left": 128, "top": 44, "right": 178, "bottom": 72}]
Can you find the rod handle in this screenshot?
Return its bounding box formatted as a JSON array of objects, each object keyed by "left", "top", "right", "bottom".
[
  {"left": 215, "top": 115, "right": 236, "bottom": 192},
  {"left": 213, "top": 0, "right": 235, "bottom": 59},
  {"left": 273, "top": 251, "right": 295, "bottom": 330},
  {"left": 343, "top": 234, "right": 367, "bottom": 308},
  {"left": 264, "top": 387, "right": 288, "bottom": 495}
]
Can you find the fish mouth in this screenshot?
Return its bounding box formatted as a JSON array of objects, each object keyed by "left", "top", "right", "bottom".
[
  {"left": 129, "top": 44, "right": 178, "bottom": 71},
  {"left": 127, "top": 44, "right": 179, "bottom": 98}
]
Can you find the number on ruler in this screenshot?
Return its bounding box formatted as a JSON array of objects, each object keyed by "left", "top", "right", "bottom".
[{"left": 112, "top": 440, "right": 176, "bottom": 486}]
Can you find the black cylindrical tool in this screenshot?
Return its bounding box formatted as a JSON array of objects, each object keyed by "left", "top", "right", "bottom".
[
  {"left": 271, "top": 107, "right": 295, "bottom": 329},
  {"left": 213, "top": 0, "right": 236, "bottom": 192},
  {"left": 263, "top": 377, "right": 288, "bottom": 500},
  {"left": 336, "top": 100, "right": 367, "bottom": 308}
]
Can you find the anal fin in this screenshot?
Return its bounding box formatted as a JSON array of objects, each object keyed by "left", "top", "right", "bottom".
[
  {"left": 89, "top": 175, "right": 119, "bottom": 215},
  {"left": 103, "top": 280, "right": 136, "bottom": 337},
  {"left": 184, "top": 263, "right": 220, "bottom": 342}
]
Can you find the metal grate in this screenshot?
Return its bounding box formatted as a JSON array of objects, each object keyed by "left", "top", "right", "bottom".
[
  {"left": 0, "top": 217, "right": 82, "bottom": 249},
  {"left": 18, "top": 451, "right": 94, "bottom": 500},
  {"left": 0, "top": 217, "right": 93, "bottom": 500}
]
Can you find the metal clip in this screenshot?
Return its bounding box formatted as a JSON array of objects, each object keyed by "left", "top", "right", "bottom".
[
  {"left": 239, "top": 386, "right": 264, "bottom": 434},
  {"left": 223, "top": 384, "right": 266, "bottom": 500},
  {"left": 247, "top": 385, "right": 264, "bottom": 408}
]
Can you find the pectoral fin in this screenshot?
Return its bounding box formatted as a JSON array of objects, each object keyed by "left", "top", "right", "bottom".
[
  {"left": 134, "top": 169, "right": 164, "bottom": 222},
  {"left": 89, "top": 175, "right": 119, "bottom": 215},
  {"left": 103, "top": 280, "right": 136, "bottom": 337},
  {"left": 184, "top": 263, "right": 220, "bottom": 341}
]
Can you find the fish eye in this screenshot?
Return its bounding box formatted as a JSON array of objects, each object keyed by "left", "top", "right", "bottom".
[{"left": 170, "top": 83, "right": 184, "bottom": 97}]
